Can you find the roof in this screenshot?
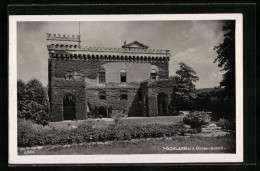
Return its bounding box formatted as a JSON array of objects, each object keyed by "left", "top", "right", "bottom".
[{"left": 122, "top": 41, "right": 149, "bottom": 49}]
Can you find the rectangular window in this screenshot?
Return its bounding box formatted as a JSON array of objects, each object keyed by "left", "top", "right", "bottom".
[
  {"left": 150, "top": 73, "right": 157, "bottom": 80},
  {"left": 99, "top": 72, "right": 106, "bottom": 84},
  {"left": 99, "top": 91, "right": 106, "bottom": 100},
  {"left": 120, "top": 90, "right": 128, "bottom": 100},
  {"left": 120, "top": 72, "right": 127, "bottom": 83}
]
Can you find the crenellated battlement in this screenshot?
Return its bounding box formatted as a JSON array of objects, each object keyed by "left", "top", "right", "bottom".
[
  {"left": 46, "top": 33, "right": 81, "bottom": 42},
  {"left": 46, "top": 33, "right": 171, "bottom": 62},
  {"left": 47, "top": 43, "right": 170, "bottom": 54}
]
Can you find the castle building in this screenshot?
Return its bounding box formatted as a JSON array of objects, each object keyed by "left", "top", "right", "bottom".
[{"left": 47, "top": 33, "right": 174, "bottom": 121}]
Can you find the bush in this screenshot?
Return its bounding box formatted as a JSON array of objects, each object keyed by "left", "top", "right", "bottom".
[
  {"left": 183, "top": 112, "right": 211, "bottom": 128},
  {"left": 17, "top": 119, "right": 49, "bottom": 147},
  {"left": 216, "top": 118, "right": 235, "bottom": 131},
  {"left": 17, "top": 79, "right": 51, "bottom": 125},
  {"left": 112, "top": 111, "right": 124, "bottom": 125},
  {"left": 18, "top": 120, "right": 192, "bottom": 147}
]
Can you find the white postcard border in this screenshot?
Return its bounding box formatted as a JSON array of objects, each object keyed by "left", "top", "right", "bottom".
[{"left": 9, "top": 14, "right": 243, "bottom": 164}]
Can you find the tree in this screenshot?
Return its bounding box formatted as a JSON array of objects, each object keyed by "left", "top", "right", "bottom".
[
  {"left": 213, "top": 21, "right": 235, "bottom": 119},
  {"left": 194, "top": 91, "right": 213, "bottom": 111},
  {"left": 17, "top": 79, "right": 27, "bottom": 118},
  {"left": 192, "top": 88, "right": 225, "bottom": 118},
  {"left": 26, "top": 79, "right": 48, "bottom": 106},
  {"left": 209, "top": 88, "right": 228, "bottom": 119},
  {"left": 171, "top": 62, "right": 199, "bottom": 114},
  {"left": 17, "top": 78, "right": 51, "bottom": 125}
]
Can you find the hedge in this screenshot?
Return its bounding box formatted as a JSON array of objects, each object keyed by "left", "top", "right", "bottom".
[{"left": 18, "top": 120, "right": 195, "bottom": 147}]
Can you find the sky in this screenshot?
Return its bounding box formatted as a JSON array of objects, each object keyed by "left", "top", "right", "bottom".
[{"left": 17, "top": 20, "right": 227, "bottom": 88}]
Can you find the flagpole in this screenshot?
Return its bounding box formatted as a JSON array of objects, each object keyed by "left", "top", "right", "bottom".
[{"left": 78, "top": 21, "right": 81, "bottom": 48}]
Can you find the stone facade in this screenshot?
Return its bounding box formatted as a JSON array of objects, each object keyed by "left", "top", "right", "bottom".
[
  {"left": 141, "top": 80, "right": 176, "bottom": 117},
  {"left": 47, "top": 33, "right": 173, "bottom": 121}
]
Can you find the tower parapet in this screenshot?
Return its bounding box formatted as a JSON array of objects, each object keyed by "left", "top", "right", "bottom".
[
  {"left": 46, "top": 33, "right": 81, "bottom": 48},
  {"left": 46, "top": 33, "right": 81, "bottom": 41}
]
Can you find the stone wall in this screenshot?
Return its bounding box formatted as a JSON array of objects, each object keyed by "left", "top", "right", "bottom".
[
  {"left": 52, "top": 59, "right": 169, "bottom": 82},
  {"left": 141, "top": 79, "right": 175, "bottom": 117},
  {"left": 50, "top": 78, "right": 86, "bottom": 122},
  {"left": 85, "top": 85, "right": 143, "bottom": 117},
  {"left": 49, "top": 58, "right": 170, "bottom": 121},
  {"left": 52, "top": 59, "right": 108, "bottom": 80},
  {"left": 147, "top": 87, "right": 173, "bottom": 117}
]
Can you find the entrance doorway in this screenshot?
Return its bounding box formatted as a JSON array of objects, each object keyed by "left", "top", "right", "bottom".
[
  {"left": 63, "top": 94, "right": 76, "bottom": 120},
  {"left": 157, "top": 92, "right": 169, "bottom": 116},
  {"left": 99, "top": 106, "right": 108, "bottom": 118}
]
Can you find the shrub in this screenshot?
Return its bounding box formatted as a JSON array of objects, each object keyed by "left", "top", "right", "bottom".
[
  {"left": 183, "top": 112, "right": 211, "bottom": 128},
  {"left": 112, "top": 111, "right": 124, "bottom": 125},
  {"left": 18, "top": 119, "right": 44, "bottom": 147},
  {"left": 18, "top": 121, "right": 195, "bottom": 147},
  {"left": 216, "top": 118, "right": 235, "bottom": 131},
  {"left": 17, "top": 79, "right": 51, "bottom": 125}
]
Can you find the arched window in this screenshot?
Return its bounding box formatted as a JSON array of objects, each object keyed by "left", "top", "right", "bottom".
[
  {"left": 150, "top": 69, "right": 157, "bottom": 80},
  {"left": 120, "top": 69, "right": 127, "bottom": 83}
]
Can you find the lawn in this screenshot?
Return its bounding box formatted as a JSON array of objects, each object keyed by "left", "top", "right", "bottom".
[
  {"left": 21, "top": 134, "right": 235, "bottom": 155},
  {"left": 49, "top": 115, "right": 185, "bottom": 130},
  {"left": 122, "top": 116, "right": 184, "bottom": 126}
]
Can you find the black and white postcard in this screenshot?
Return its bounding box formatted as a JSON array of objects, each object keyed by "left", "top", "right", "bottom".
[{"left": 9, "top": 14, "right": 243, "bottom": 164}]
